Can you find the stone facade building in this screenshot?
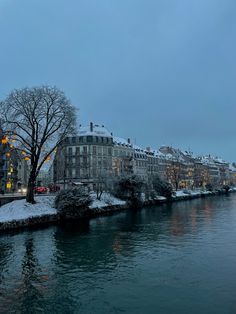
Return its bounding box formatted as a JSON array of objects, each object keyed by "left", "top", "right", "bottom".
[
  {"left": 52, "top": 122, "right": 233, "bottom": 191},
  {"left": 112, "top": 137, "right": 134, "bottom": 176},
  {"left": 53, "top": 123, "right": 113, "bottom": 189}
]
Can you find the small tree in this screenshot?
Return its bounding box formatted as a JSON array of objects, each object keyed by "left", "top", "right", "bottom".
[
  {"left": 152, "top": 175, "right": 173, "bottom": 199},
  {"left": 113, "top": 175, "right": 144, "bottom": 207},
  {"left": 0, "top": 86, "right": 76, "bottom": 203},
  {"left": 94, "top": 170, "right": 111, "bottom": 200},
  {"left": 166, "top": 161, "right": 181, "bottom": 191}
]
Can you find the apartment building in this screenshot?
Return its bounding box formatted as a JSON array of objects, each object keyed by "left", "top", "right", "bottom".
[
  {"left": 112, "top": 137, "right": 134, "bottom": 176},
  {"left": 53, "top": 123, "right": 113, "bottom": 188},
  {"left": 53, "top": 123, "right": 232, "bottom": 190}
]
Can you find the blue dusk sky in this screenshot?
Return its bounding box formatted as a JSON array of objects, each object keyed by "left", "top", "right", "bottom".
[{"left": 0, "top": 0, "right": 236, "bottom": 161}]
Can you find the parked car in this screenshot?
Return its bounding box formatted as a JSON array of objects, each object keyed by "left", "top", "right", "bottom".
[{"left": 35, "top": 186, "right": 48, "bottom": 194}]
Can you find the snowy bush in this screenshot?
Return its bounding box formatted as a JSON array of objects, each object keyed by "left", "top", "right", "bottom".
[
  {"left": 113, "top": 175, "right": 145, "bottom": 208},
  {"left": 205, "top": 183, "right": 213, "bottom": 191},
  {"left": 55, "top": 188, "right": 92, "bottom": 219},
  {"left": 223, "top": 185, "right": 230, "bottom": 193},
  {"left": 152, "top": 175, "right": 173, "bottom": 199}
]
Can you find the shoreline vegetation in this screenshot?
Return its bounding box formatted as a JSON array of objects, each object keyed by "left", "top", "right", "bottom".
[{"left": 0, "top": 188, "right": 235, "bottom": 232}]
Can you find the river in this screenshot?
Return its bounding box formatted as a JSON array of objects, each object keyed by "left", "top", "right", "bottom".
[{"left": 0, "top": 195, "right": 236, "bottom": 314}]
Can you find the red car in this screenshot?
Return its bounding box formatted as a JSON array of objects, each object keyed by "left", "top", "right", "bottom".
[{"left": 35, "top": 186, "right": 48, "bottom": 194}]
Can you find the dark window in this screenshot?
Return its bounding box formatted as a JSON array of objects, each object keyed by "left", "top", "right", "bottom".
[
  {"left": 68, "top": 169, "right": 72, "bottom": 177},
  {"left": 87, "top": 136, "right": 92, "bottom": 142},
  {"left": 72, "top": 137, "right": 76, "bottom": 144},
  {"left": 79, "top": 137, "right": 83, "bottom": 143}
]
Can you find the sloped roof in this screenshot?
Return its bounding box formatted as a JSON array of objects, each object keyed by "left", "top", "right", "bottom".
[{"left": 78, "top": 124, "right": 112, "bottom": 138}]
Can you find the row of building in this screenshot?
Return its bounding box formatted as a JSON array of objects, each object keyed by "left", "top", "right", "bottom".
[
  {"left": 1, "top": 122, "right": 236, "bottom": 193},
  {"left": 51, "top": 122, "right": 236, "bottom": 190}
]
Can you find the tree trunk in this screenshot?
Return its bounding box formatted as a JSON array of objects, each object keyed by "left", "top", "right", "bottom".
[{"left": 26, "top": 172, "right": 36, "bottom": 203}]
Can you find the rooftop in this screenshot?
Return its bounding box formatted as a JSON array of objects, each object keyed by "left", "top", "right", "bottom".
[{"left": 78, "top": 123, "right": 112, "bottom": 138}]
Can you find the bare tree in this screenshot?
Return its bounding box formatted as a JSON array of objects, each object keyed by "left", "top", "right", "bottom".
[
  {"left": 166, "top": 160, "right": 181, "bottom": 191},
  {"left": 95, "top": 169, "right": 111, "bottom": 200},
  {"left": 0, "top": 86, "right": 76, "bottom": 203}
]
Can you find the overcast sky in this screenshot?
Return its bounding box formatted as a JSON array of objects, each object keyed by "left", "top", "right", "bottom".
[{"left": 0, "top": 0, "right": 236, "bottom": 161}]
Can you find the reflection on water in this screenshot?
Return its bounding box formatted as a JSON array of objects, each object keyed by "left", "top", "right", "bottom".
[{"left": 0, "top": 195, "right": 236, "bottom": 313}]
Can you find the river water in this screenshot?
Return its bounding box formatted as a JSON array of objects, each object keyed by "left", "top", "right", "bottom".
[{"left": 0, "top": 195, "right": 236, "bottom": 314}]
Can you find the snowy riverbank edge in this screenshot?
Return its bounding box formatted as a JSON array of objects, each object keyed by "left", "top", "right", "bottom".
[{"left": 0, "top": 189, "right": 235, "bottom": 232}]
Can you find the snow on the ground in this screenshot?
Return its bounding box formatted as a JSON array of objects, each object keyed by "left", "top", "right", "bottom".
[
  {"left": 0, "top": 196, "right": 56, "bottom": 223},
  {"left": 175, "top": 190, "right": 189, "bottom": 197},
  {"left": 89, "top": 192, "right": 126, "bottom": 209},
  {"left": 0, "top": 188, "right": 225, "bottom": 224},
  {"left": 156, "top": 196, "right": 166, "bottom": 200},
  {"left": 174, "top": 190, "right": 212, "bottom": 197}
]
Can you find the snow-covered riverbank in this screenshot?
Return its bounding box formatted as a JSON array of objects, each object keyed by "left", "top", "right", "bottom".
[
  {"left": 0, "top": 189, "right": 234, "bottom": 231},
  {"left": 0, "top": 193, "right": 126, "bottom": 226},
  {"left": 0, "top": 196, "right": 56, "bottom": 223}
]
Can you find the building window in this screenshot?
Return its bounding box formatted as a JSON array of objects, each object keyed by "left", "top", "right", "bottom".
[
  {"left": 93, "top": 146, "right": 96, "bottom": 155},
  {"left": 87, "top": 136, "right": 92, "bottom": 143}
]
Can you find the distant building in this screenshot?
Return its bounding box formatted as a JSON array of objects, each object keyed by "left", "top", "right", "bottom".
[
  {"left": 16, "top": 157, "right": 29, "bottom": 189},
  {"left": 37, "top": 170, "right": 50, "bottom": 187},
  {"left": 0, "top": 128, "right": 20, "bottom": 193},
  {"left": 112, "top": 137, "right": 134, "bottom": 176},
  {"left": 229, "top": 163, "right": 236, "bottom": 185}
]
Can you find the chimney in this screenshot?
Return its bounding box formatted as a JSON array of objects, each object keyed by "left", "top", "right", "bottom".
[
  {"left": 127, "top": 138, "right": 131, "bottom": 144},
  {"left": 111, "top": 132, "right": 113, "bottom": 136},
  {"left": 90, "top": 122, "right": 93, "bottom": 132}
]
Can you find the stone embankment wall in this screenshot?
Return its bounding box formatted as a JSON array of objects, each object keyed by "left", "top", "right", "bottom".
[
  {"left": 0, "top": 214, "right": 58, "bottom": 232},
  {"left": 0, "top": 195, "right": 25, "bottom": 207}
]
